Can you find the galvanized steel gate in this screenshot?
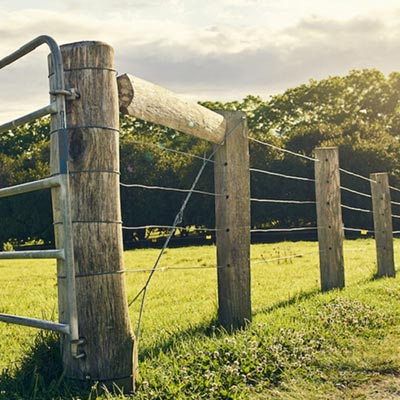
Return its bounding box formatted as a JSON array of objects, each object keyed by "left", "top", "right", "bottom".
[{"left": 0, "top": 36, "right": 82, "bottom": 358}]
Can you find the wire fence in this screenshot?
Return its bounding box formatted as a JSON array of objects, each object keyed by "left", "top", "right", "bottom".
[
  {"left": 121, "top": 135, "right": 400, "bottom": 250},
  {"left": 120, "top": 133, "right": 400, "bottom": 342}
]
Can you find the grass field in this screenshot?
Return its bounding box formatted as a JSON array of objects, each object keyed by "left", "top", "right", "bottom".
[{"left": 0, "top": 239, "right": 399, "bottom": 399}]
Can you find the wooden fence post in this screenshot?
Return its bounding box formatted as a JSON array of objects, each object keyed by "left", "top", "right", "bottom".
[
  {"left": 214, "top": 110, "right": 251, "bottom": 330},
  {"left": 370, "top": 172, "right": 395, "bottom": 277},
  {"left": 314, "top": 147, "right": 345, "bottom": 291},
  {"left": 49, "top": 41, "right": 136, "bottom": 392}
]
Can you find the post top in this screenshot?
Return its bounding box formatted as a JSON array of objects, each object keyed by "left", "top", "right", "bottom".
[
  {"left": 59, "top": 40, "right": 115, "bottom": 70},
  {"left": 315, "top": 146, "right": 338, "bottom": 151},
  {"left": 61, "top": 41, "right": 112, "bottom": 50}
]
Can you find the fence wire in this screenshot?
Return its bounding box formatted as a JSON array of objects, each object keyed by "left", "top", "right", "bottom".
[
  {"left": 250, "top": 167, "right": 315, "bottom": 182},
  {"left": 127, "top": 118, "right": 245, "bottom": 341},
  {"left": 129, "top": 139, "right": 215, "bottom": 164},
  {"left": 120, "top": 182, "right": 221, "bottom": 197},
  {"left": 122, "top": 224, "right": 219, "bottom": 232},
  {"left": 123, "top": 130, "right": 400, "bottom": 343},
  {"left": 251, "top": 198, "right": 316, "bottom": 204},
  {"left": 248, "top": 137, "right": 318, "bottom": 162}
]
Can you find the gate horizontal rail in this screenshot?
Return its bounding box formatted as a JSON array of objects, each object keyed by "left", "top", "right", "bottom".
[
  {"left": 0, "top": 314, "right": 69, "bottom": 334},
  {"left": 0, "top": 249, "right": 64, "bottom": 260},
  {"left": 0, "top": 176, "right": 60, "bottom": 198},
  {"left": 0, "top": 36, "right": 81, "bottom": 359},
  {"left": 0, "top": 103, "right": 57, "bottom": 134}
]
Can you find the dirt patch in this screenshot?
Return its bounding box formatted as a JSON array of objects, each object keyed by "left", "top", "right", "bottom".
[{"left": 350, "top": 375, "right": 400, "bottom": 399}]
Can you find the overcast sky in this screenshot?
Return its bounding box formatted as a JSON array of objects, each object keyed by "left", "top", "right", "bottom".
[{"left": 1, "top": 0, "right": 400, "bottom": 121}]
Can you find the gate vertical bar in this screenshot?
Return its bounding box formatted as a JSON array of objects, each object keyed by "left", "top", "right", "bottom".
[
  {"left": 47, "top": 43, "right": 80, "bottom": 358},
  {"left": 370, "top": 172, "right": 395, "bottom": 277},
  {"left": 49, "top": 41, "right": 136, "bottom": 392},
  {"left": 315, "top": 147, "right": 345, "bottom": 291},
  {"left": 214, "top": 110, "right": 251, "bottom": 330}
]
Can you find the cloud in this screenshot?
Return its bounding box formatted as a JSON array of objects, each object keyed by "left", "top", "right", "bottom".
[{"left": 1, "top": 6, "right": 400, "bottom": 122}]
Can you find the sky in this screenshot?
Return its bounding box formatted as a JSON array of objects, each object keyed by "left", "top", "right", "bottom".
[{"left": 1, "top": 0, "right": 400, "bottom": 121}]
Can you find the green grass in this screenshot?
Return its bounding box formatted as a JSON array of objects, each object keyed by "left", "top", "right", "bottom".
[{"left": 0, "top": 239, "right": 399, "bottom": 399}]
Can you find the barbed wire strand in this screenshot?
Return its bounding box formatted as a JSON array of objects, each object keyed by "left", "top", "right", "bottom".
[
  {"left": 341, "top": 204, "right": 373, "bottom": 214},
  {"left": 120, "top": 182, "right": 222, "bottom": 197},
  {"left": 130, "top": 160, "right": 208, "bottom": 340},
  {"left": 251, "top": 198, "right": 316, "bottom": 204},
  {"left": 129, "top": 139, "right": 214, "bottom": 164},
  {"left": 248, "top": 137, "right": 318, "bottom": 162},
  {"left": 251, "top": 227, "right": 317, "bottom": 233},
  {"left": 251, "top": 249, "right": 320, "bottom": 265},
  {"left": 129, "top": 118, "right": 244, "bottom": 341},
  {"left": 125, "top": 250, "right": 319, "bottom": 274},
  {"left": 130, "top": 156, "right": 208, "bottom": 338},
  {"left": 389, "top": 185, "right": 400, "bottom": 194},
  {"left": 250, "top": 167, "right": 315, "bottom": 182},
  {"left": 392, "top": 214, "right": 400, "bottom": 220},
  {"left": 122, "top": 224, "right": 219, "bottom": 232},
  {"left": 343, "top": 227, "right": 374, "bottom": 233},
  {"left": 340, "top": 185, "right": 372, "bottom": 199},
  {"left": 339, "top": 168, "right": 376, "bottom": 184},
  {"left": 125, "top": 265, "right": 224, "bottom": 274},
  {"left": 391, "top": 200, "right": 400, "bottom": 207}
]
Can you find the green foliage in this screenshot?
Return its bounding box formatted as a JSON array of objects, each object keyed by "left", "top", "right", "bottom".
[
  {"left": 119, "top": 114, "right": 214, "bottom": 244},
  {"left": 0, "top": 117, "right": 50, "bottom": 157},
  {"left": 0, "top": 118, "right": 52, "bottom": 246},
  {"left": 3, "top": 69, "right": 400, "bottom": 244},
  {"left": 248, "top": 69, "right": 400, "bottom": 231}
]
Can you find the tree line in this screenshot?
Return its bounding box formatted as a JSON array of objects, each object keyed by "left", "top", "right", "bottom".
[{"left": 1, "top": 69, "right": 400, "bottom": 248}]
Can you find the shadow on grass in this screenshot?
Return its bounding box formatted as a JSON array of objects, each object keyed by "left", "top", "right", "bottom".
[
  {"left": 140, "top": 290, "right": 325, "bottom": 362},
  {"left": 369, "top": 272, "right": 396, "bottom": 282},
  {"left": 253, "top": 288, "right": 321, "bottom": 316},
  {"left": 0, "top": 290, "right": 324, "bottom": 399},
  {"left": 0, "top": 331, "right": 89, "bottom": 400},
  {"left": 0, "top": 319, "right": 221, "bottom": 399},
  {"left": 139, "top": 316, "right": 219, "bottom": 362}
]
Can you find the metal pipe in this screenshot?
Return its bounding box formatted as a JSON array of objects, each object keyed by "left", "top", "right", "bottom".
[
  {"left": 0, "top": 314, "right": 70, "bottom": 334},
  {"left": 0, "top": 35, "right": 65, "bottom": 92},
  {"left": 0, "top": 249, "right": 64, "bottom": 260},
  {"left": 59, "top": 174, "right": 80, "bottom": 357},
  {"left": 0, "top": 35, "right": 81, "bottom": 358},
  {"left": 0, "top": 175, "right": 60, "bottom": 198},
  {"left": 0, "top": 103, "right": 57, "bottom": 134}
]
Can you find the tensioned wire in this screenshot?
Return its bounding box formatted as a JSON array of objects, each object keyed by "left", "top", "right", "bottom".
[
  {"left": 120, "top": 182, "right": 221, "bottom": 197},
  {"left": 121, "top": 134, "right": 393, "bottom": 292},
  {"left": 128, "top": 139, "right": 215, "bottom": 164},
  {"left": 248, "top": 136, "right": 318, "bottom": 162},
  {"left": 127, "top": 117, "right": 246, "bottom": 342},
  {"left": 124, "top": 134, "right": 400, "bottom": 195},
  {"left": 123, "top": 138, "right": 377, "bottom": 214}
]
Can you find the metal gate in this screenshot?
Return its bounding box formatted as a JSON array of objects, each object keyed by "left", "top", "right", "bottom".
[{"left": 0, "top": 36, "right": 82, "bottom": 358}]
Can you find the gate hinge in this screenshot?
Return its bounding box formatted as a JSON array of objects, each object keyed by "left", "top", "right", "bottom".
[{"left": 49, "top": 88, "right": 80, "bottom": 100}]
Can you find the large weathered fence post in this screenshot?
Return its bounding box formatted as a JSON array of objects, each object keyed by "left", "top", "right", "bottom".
[
  {"left": 49, "top": 41, "right": 135, "bottom": 391},
  {"left": 314, "top": 147, "right": 345, "bottom": 291},
  {"left": 214, "top": 110, "right": 251, "bottom": 329},
  {"left": 370, "top": 172, "right": 395, "bottom": 277}
]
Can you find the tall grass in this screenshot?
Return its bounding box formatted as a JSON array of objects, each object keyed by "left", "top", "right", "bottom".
[{"left": 0, "top": 239, "right": 399, "bottom": 399}]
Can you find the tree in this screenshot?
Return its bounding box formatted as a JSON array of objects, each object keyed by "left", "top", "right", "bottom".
[
  {"left": 249, "top": 69, "right": 400, "bottom": 232},
  {"left": 0, "top": 118, "right": 53, "bottom": 247},
  {"left": 3, "top": 69, "right": 400, "bottom": 246}
]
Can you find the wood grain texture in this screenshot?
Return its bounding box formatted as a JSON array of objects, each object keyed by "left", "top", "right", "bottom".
[
  {"left": 214, "top": 110, "right": 251, "bottom": 329},
  {"left": 49, "top": 41, "right": 136, "bottom": 392},
  {"left": 117, "top": 73, "right": 226, "bottom": 144},
  {"left": 314, "top": 147, "right": 345, "bottom": 291},
  {"left": 370, "top": 173, "right": 395, "bottom": 277}
]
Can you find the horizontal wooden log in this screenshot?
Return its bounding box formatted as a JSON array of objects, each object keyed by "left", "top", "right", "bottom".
[{"left": 117, "top": 73, "right": 226, "bottom": 144}]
